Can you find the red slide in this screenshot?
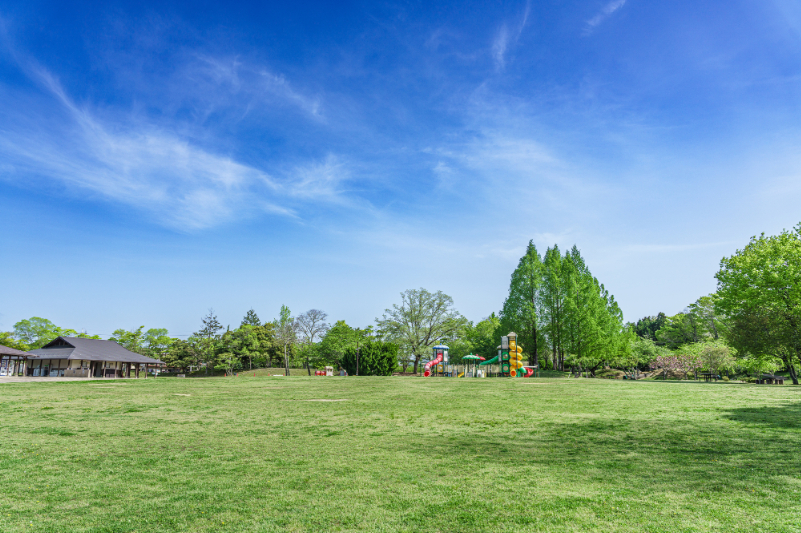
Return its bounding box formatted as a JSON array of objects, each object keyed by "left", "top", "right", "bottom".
[{"left": 423, "top": 353, "right": 443, "bottom": 377}]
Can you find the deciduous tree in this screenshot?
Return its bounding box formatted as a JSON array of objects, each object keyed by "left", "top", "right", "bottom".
[
  {"left": 376, "top": 288, "right": 465, "bottom": 374},
  {"left": 295, "top": 309, "right": 330, "bottom": 375},
  {"left": 0, "top": 332, "right": 30, "bottom": 352},
  {"left": 110, "top": 326, "right": 146, "bottom": 354},
  {"left": 13, "top": 317, "right": 78, "bottom": 349},
  {"left": 273, "top": 305, "right": 297, "bottom": 376},
  {"left": 715, "top": 224, "right": 801, "bottom": 384}
]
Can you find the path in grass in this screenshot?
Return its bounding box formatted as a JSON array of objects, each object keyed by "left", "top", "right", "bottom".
[{"left": 1, "top": 377, "right": 799, "bottom": 532}]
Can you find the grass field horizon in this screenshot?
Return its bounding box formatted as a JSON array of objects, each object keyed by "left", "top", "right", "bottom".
[{"left": 1, "top": 376, "right": 800, "bottom": 532}]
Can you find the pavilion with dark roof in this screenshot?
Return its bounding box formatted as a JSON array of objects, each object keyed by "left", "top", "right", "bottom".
[
  {"left": 27, "top": 336, "right": 165, "bottom": 378},
  {"left": 0, "top": 344, "right": 33, "bottom": 377}
]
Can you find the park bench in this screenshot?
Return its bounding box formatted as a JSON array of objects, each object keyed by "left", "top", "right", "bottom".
[
  {"left": 757, "top": 374, "right": 785, "bottom": 385},
  {"left": 700, "top": 372, "right": 721, "bottom": 382}
]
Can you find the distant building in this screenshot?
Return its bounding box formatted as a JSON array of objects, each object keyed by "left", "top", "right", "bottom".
[
  {"left": 0, "top": 344, "right": 32, "bottom": 376},
  {"left": 26, "top": 336, "right": 164, "bottom": 378}
]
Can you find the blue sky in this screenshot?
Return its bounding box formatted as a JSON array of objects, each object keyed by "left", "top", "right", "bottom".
[{"left": 1, "top": 0, "right": 800, "bottom": 337}]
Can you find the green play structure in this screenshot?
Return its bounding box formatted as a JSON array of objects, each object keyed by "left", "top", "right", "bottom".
[{"left": 423, "top": 332, "right": 538, "bottom": 378}]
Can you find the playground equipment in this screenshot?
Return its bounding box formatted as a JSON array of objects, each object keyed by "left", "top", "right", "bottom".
[
  {"left": 462, "top": 354, "right": 485, "bottom": 377},
  {"left": 314, "top": 366, "right": 335, "bottom": 376},
  {"left": 424, "top": 345, "right": 448, "bottom": 377},
  {"left": 478, "top": 332, "right": 535, "bottom": 377},
  {"left": 423, "top": 333, "right": 535, "bottom": 378}
]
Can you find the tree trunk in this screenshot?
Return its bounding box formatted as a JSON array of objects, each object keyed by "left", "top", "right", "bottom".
[
  {"left": 306, "top": 355, "right": 311, "bottom": 376},
  {"left": 789, "top": 363, "right": 799, "bottom": 385},
  {"left": 413, "top": 354, "right": 421, "bottom": 375},
  {"left": 284, "top": 344, "right": 289, "bottom": 376}
]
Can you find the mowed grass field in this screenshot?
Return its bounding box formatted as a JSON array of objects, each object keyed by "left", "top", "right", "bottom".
[{"left": 1, "top": 377, "right": 800, "bottom": 533}]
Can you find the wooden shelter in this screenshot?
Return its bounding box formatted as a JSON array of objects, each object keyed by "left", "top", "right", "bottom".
[
  {"left": 0, "top": 344, "right": 33, "bottom": 377},
  {"left": 26, "top": 336, "right": 164, "bottom": 378}
]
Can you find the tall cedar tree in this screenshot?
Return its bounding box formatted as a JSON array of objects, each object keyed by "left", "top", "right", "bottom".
[
  {"left": 500, "top": 241, "right": 545, "bottom": 368},
  {"left": 241, "top": 309, "right": 262, "bottom": 327},
  {"left": 527, "top": 244, "right": 629, "bottom": 373},
  {"left": 197, "top": 310, "right": 223, "bottom": 375}
]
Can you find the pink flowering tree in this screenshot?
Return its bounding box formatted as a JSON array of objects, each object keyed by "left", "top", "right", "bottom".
[
  {"left": 649, "top": 354, "right": 682, "bottom": 379},
  {"left": 650, "top": 351, "right": 703, "bottom": 379}
]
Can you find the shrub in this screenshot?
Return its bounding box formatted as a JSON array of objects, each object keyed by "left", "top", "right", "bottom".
[{"left": 341, "top": 340, "right": 398, "bottom": 376}]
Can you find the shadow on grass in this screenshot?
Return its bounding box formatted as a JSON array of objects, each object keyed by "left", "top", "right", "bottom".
[
  {"left": 723, "top": 401, "right": 801, "bottom": 429},
  {"left": 395, "top": 414, "right": 801, "bottom": 496}
]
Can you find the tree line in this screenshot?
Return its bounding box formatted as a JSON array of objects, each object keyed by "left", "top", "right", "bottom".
[
  {"left": 0, "top": 241, "right": 632, "bottom": 377},
  {"left": 630, "top": 224, "right": 801, "bottom": 384},
  {"left": 4, "top": 225, "right": 798, "bottom": 381}
]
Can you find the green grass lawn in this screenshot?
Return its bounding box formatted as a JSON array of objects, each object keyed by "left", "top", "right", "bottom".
[{"left": 1, "top": 377, "right": 800, "bottom": 532}]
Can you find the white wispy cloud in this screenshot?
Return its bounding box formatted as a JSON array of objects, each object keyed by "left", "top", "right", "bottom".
[
  {"left": 492, "top": 26, "right": 510, "bottom": 71},
  {"left": 491, "top": 1, "right": 531, "bottom": 71},
  {"left": 585, "top": 0, "right": 628, "bottom": 34},
  {"left": 286, "top": 154, "right": 350, "bottom": 202},
  {"left": 184, "top": 54, "right": 323, "bottom": 119},
  {"left": 0, "top": 64, "right": 344, "bottom": 230}
]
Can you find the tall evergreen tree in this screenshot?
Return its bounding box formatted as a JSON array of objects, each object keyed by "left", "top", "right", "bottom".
[
  {"left": 500, "top": 240, "right": 545, "bottom": 368},
  {"left": 541, "top": 245, "right": 566, "bottom": 370},
  {"left": 535, "top": 244, "right": 629, "bottom": 373},
  {"left": 196, "top": 309, "right": 223, "bottom": 375},
  {"left": 241, "top": 309, "right": 261, "bottom": 327}
]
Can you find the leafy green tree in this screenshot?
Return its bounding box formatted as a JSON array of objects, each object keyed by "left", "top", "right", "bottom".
[
  {"left": 273, "top": 305, "right": 297, "bottom": 376},
  {"left": 255, "top": 323, "right": 280, "bottom": 367},
  {"left": 725, "top": 307, "right": 799, "bottom": 383},
  {"left": 295, "top": 309, "right": 330, "bottom": 374},
  {"left": 318, "top": 320, "right": 356, "bottom": 367},
  {"left": 215, "top": 327, "right": 244, "bottom": 375},
  {"left": 633, "top": 313, "right": 667, "bottom": 340},
  {"left": 0, "top": 332, "right": 30, "bottom": 351},
  {"left": 715, "top": 224, "right": 801, "bottom": 384},
  {"left": 500, "top": 241, "right": 546, "bottom": 368},
  {"left": 533, "top": 245, "right": 629, "bottom": 373},
  {"left": 689, "top": 295, "right": 727, "bottom": 341},
  {"left": 219, "top": 325, "right": 270, "bottom": 370},
  {"left": 241, "top": 309, "right": 261, "bottom": 327},
  {"left": 560, "top": 247, "right": 631, "bottom": 376},
  {"left": 447, "top": 315, "right": 501, "bottom": 364},
  {"left": 698, "top": 341, "right": 735, "bottom": 376},
  {"left": 541, "top": 246, "right": 567, "bottom": 370},
  {"left": 74, "top": 332, "right": 101, "bottom": 339},
  {"left": 142, "top": 328, "right": 173, "bottom": 358},
  {"left": 656, "top": 312, "right": 701, "bottom": 349},
  {"left": 13, "top": 317, "right": 77, "bottom": 349},
  {"left": 376, "top": 288, "right": 466, "bottom": 374},
  {"left": 627, "top": 335, "right": 671, "bottom": 374},
  {"left": 196, "top": 310, "right": 223, "bottom": 375},
  {"left": 163, "top": 339, "right": 198, "bottom": 371},
  {"left": 110, "top": 326, "right": 146, "bottom": 353},
  {"left": 341, "top": 340, "right": 398, "bottom": 376}
]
